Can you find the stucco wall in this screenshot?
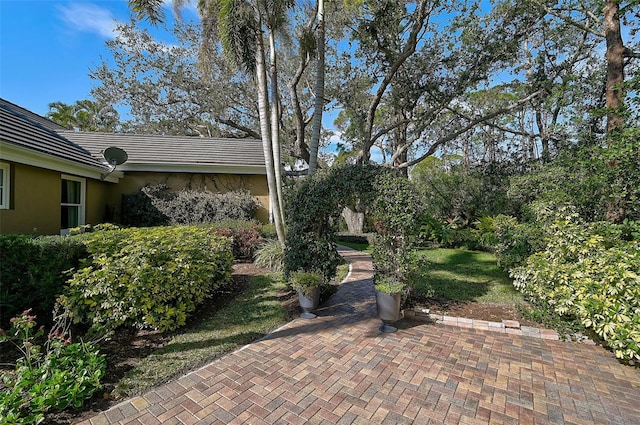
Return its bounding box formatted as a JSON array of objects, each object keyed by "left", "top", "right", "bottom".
[
  {"left": 0, "top": 162, "right": 60, "bottom": 235},
  {"left": 0, "top": 162, "right": 113, "bottom": 235},
  {"left": 0, "top": 163, "right": 270, "bottom": 235},
  {"left": 108, "top": 171, "right": 270, "bottom": 223}
]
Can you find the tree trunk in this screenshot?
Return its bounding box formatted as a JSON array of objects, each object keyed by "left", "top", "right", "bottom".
[
  {"left": 341, "top": 206, "right": 364, "bottom": 234},
  {"left": 308, "top": 0, "right": 325, "bottom": 176},
  {"left": 603, "top": 0, "right": 625, "bottom": 134},
  {"left": 269, "top": 30, "right": 285, "bottom": 224},
  {"left": 255, "top": 25, "right": 285, "bottom": 245}
]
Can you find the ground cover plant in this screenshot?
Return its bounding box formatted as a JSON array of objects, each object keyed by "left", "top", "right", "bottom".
[{"left": 0, "top": 308, "right": 105, "bottom": 424}]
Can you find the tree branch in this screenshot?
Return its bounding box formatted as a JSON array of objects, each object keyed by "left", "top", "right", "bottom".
[
  {"left": 394, "top": 90, "right": 545, "bottom": 168},
  {"left": 359, "top": 0, "right": 433, "bottom": 162}
]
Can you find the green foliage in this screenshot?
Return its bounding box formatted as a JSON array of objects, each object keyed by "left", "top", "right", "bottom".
[
  {"left": 60, "top": 226, "right": 233, "bottom": 333},
  {"left": 254, "top": 239, "right": 285, "bottom": 272},
  {"left": 419, "top": 214, "right": 455, "bottom": 247},
  {"left": 412, "top": 161, "right": 516, "bottom": 226},
  {"left": 493, "top": 214, "right": 545, "bottom": 271},
  {"left": 285, "top": 163, "right": 423, "bottom": 289},
  {"left": 122, "top": 185, "right": 260, "bottom": 226},
  {"left": 373, "top": 275, "right": 405, "bottom": 295},
  {"left": 0, "top": 235, "right": 88, "bottom": 328},
  {"left": 0, "top": 308, "right": 105, "bottom": 424},
  {"left": 285, "top": 163, "right": 381, "bottom": 280},
  {"left": 508, "top": 129, "right": 640, "bottom": 223},
  {"left": 290, "top": 271, "right": 324, "bottom": 296},
  {"left": 511, "top": 217, "right": 640, "bottom": 362}
]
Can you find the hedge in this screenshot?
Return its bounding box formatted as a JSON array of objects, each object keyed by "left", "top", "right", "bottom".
[
  {"left": 59, "top": 226, "right": 233, "bottom": 333},
  {"left": 0, "top": 235, "right": 88, "bottom": 328}
]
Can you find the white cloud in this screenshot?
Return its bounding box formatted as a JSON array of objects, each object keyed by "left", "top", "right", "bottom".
[{"left": 57, "top": 3, "right": 118, "bottom": 39}]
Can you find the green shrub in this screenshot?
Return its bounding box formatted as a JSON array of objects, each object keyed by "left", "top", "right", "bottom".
[
  {"left": 254, "top": 240, "right": 285, "bottom": 272},
  {"left": 511, "top": 219, "right": 640, "bottom": 362},
  {"left": 290, "top": 271, "right": 324, "bottom": 296},
  {"left": 0, "top": 235, "right": 88, "bottom": 328},
  {"left": 258, "top": 223, "right": 277, "bottom": 240},
  {"left": 419, "top": 215, "right": 455, "bottom": 247},
  {"left": 0, "top": 308, "right": 105, "bottom": 424},
  {"left": 493, "top": 214, "right": 545, "bottom": 271},
  {"left": 60, "top": 226, "right": 233, "bottom": 333}
]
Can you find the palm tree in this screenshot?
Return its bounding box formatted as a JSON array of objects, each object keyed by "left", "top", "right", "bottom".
[
  {"left": 129, "top": 0, "right": 288, "bottom": 244},
  {"left": 46, "top": 102, "right": 76, "bottom": 129}
]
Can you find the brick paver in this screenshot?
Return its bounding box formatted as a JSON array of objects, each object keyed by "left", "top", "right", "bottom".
[{"left": 81, "top": 247, "right": 640, "bottom": 425}]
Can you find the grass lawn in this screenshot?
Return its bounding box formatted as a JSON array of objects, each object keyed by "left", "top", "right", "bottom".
[
  {"left": 415, "top": 248, "right": 524, "bottom": 305},
  {"left": 337, "top": 240, "right": 372, "bottom": 253}
]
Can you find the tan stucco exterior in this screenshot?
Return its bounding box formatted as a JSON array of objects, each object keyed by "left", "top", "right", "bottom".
[
  {"left": 0, "top": 161, "right": 269, "bottom": 235},
  {"left": 109, "top": 171, "right": 270, "bottom": 223},
  {"left": 0, "top": 162, "right": 113, "bottom": 235}
]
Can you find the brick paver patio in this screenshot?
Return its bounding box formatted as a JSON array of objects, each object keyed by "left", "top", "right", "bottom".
[{"left": 81, "top": 247, "right": 640, "bottom": 425}]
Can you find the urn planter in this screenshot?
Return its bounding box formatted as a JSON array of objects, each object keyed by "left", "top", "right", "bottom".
[
  {"left": 298, "top": 286, "right": 320, "bottom": 319},
  {"left": 375, "top": 290, "right": 402, "bottom": 332}
]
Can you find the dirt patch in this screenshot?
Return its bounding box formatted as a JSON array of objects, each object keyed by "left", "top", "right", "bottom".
[{"left": 407, "top": 294, "right": 540, "bottom": 327}]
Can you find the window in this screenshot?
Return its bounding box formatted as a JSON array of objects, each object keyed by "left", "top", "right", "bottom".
[
  {"left": 61, "top": 175, "right": 85, "bottom": 230},
  {"left": 0, "top": 163, "right": 9, "bottom": 209}
]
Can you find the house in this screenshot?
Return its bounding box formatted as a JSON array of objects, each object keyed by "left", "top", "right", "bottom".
[{"left": 0, "top": 98, "right": 268, "bottom": 235}]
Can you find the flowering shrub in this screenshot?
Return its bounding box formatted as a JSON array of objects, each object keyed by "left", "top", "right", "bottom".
[
  {"left": 511, "top": 218, "right": 640, "bottom": 362},
  {"left": 0, "top": 308, "right": 105, "bottom": 424}
]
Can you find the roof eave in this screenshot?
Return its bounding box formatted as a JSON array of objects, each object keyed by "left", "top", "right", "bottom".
[
  {"left": 119, "top": 162, "right": 267, "bottom": 175},
  {"left": 0, "top": 142, "right": 122, "bottom": 183}
]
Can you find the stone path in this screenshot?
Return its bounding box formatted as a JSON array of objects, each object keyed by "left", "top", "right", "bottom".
[{"left": 81, "top": 247, "right": 640, "bottom": 425}]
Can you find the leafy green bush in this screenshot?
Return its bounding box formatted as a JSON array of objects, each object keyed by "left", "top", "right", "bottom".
[
  {"left": 254, "top": 239, "right": 285, "bottom": 272},
  {"left": 493, "top": 214, "right": 545, "bottom": 271},
  {"left": 290, "top": 271, "right": 324, "bottom": 296},
  {"left": 0, "top": 308, "right": 105, "bottom": 424},
  {"left": 0, "top": 235, "right": 88, "bottom": 328},
  {"left": 60, "top": 226, "right": 233, "bottom": 333},
  {"left": 511, "top": 218, "right": 640, "bottom": 362}
]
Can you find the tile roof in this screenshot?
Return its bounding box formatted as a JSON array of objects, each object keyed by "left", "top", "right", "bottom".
[
  {"left": 0, "top": 102, "right": 108, "bottom": 170},
  {"left": 58, "top": 131, "right": 265, "bottom": 170},
  {"left": 0, "top": 98, "right": 69, "bottom": 131}
]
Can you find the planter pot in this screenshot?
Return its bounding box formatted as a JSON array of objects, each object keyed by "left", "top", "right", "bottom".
[
  {"left": 298, "top": 286, "right": 320, "bottom": 319},
  {"left": 375, "top": 290, "right": 402, "bottom": 332}
]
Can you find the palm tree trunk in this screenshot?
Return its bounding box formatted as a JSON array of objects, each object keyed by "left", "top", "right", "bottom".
[
  {"left": 269, "top": 31, "right": 286, "bottom": 223},
  {"left": 307, "top": 0, "right": 325, "bottom": 176},
  {"left": 255, "top": 24, "right": 285, "bottom": 244}
]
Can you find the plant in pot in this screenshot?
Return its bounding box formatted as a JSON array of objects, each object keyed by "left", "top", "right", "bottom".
[
  {"left": 374, "top": 274, "right": 405, "bottom": 332},
  {"left": 290, "top": 271, "right": 324, "bottom": 319}
]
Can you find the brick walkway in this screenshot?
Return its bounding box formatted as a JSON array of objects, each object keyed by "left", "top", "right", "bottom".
[{"left": 81, "top": 247, "right": 640, "bottom": 425}]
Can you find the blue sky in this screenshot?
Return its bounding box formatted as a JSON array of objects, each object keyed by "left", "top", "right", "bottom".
[
  {"left": 0, "top": 0, "right": 189, "bottom": 116},
  {"left": 0, "top": 0, "right": 369, "bottom": 160}
]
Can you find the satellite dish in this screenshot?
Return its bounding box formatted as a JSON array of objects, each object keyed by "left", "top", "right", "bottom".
[{"left": 103, "top": 146, "right": 128, "bottom": 166}]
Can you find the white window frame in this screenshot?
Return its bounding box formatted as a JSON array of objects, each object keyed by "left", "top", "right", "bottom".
[
  {"left": 0, "top": 162, "right": 9, "bottom": 209},
  {"left": 61, "top": 174, "right": 86, "bottom": 233}
]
